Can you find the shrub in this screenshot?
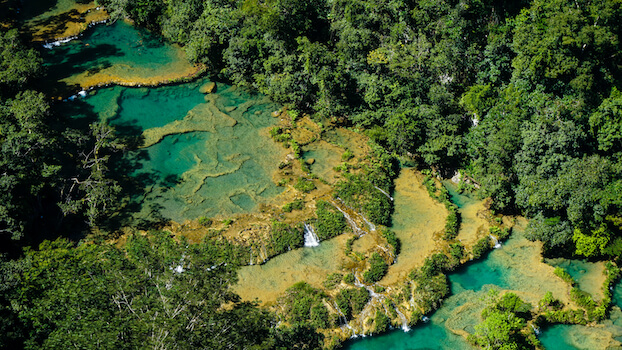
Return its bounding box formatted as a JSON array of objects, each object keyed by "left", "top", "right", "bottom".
[
  {"left": 335, "top": 174, "right": 393, "bottom": 226},
  {"left": 342, "top": 149, "right": 354, "bottom": 161},
  {"left": 323, "top": 273, "right": 343, "bottom": 289},
  {"left": 315, "top": 200, "right": 347, "bottom": 240},
  {"left": 280, "top": 282, "right": 330, "bottom": 328},
  {"left": 374, "top": 311, "right": 390, "bottom": 333},
  {"left": 553, "top": 267, "right": 576, "bottom": 286},
  {"left": 268, "top": 221, "right": 304, "bottom": 256},
  {"left": 294, "top": 178, "right": 316, "bottom": 192},
  {"left": 443, "top": 205, "right": 460, "bottom": 240},
  {"left": 198, "top": 216, "right": 212, "bottom": 226},
  {"left": 472, "top": 236, "right": 491, "bottom": 259},
  {"left": 380, "top": 228, "right": 400, "bottom": 255},
  {"left": 343, "top": 273, "right": 355, "bottom": 284},
  {"left": 363, "top": 253, "right": 389, "bottom": 283},
  {"left": 283, "top": 199, "right": 304, "bottom": 212}
]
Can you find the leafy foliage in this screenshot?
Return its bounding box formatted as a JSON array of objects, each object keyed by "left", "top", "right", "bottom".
[
  {"left": 468, "top": 290, "right": 534, "bottom": 350},
  {"left": 315, "top": 200, "right": 346, "bottom": 240},
  {"left": 363, "top": 252, "right": 389, "bottom": 283},
  {"left": 0, "top": 232, "right": 320, "bottom": 348}
]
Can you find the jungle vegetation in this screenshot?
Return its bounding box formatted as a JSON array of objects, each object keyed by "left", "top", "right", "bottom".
[
  {"left": 94, "top": 0, "right": 622, "bottom": 260},
  {"left": 1, "top": 0, "right": 622, "bottom": 348}
]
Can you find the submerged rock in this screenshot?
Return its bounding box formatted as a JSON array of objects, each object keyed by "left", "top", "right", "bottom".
[
  {"left": 199, "top": 81, "right": 216, "bottom": 94},
  {"left": 306, "top": 158, "right": 315, "bottom": 165}
]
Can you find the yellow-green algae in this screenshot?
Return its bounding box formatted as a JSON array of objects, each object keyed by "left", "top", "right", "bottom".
[
  {"left": 20, "top": 0, "right": 109, "bottom": 42},
  {"left": 41, "top": 21, "right": 201, "bottom": 98}
]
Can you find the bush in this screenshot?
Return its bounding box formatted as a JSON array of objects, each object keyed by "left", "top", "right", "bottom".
[
  {"left": 443, "top": 205, "right": 460, "bottom": 240},
  {"left": 363, "top": 253, "right": 389, "bottom": 283},
  {"left": 343, "top": 273, "right": 355, "bottom": 284},
  {"left": 335, "top": 288, "right": 370, "bottom": 319},
  {"left": 380, "top": 228, "right": 400, "bottom": 255},
  {"left": 448, "top": 242, "right": 465, "bottom": 269},
  {"left": 323, "top": 273, "right": 343, "bottom": 289},
  {"left": 280, "top": 282, "right": 330, "bottom": 328},
  {"left": 335, "top": 174, "right": 393, "bottom": 226},
  {"left": 472, "top": 236, "right": 491, "bottom": 259},
  {"left": 283, "top": 199, "right": 304, "bottom": 212},
  {"left": 374, "top": 311, "right": 390, "bottom": 333},
  {"left": 268, "top": 221, "right": 304, "bottom": 256},
  {"left": 342, "top": 149, "right": 354, "bottom": 161},
  {"left": 198, "top": 216, "right": 212, "bottom": 227},
  {"left": 315, "top": 200, "right": 347, "bottom": 240},
  {"left": 413, "top": 274, "right": 449, "bottom": 314},
  {"left": 553, "top": 267, "right": 576, "bottom": 286},
  {"left": 419, "top": 253, "right": 449, "bottom": 278},
  {"left": 294, "top": 178, "right": 316, "bottom": 192},
  {"left": 490, "top": 225, "right": 511, "bottom": 240}
]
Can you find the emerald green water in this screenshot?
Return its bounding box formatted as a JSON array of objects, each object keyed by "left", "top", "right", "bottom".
[
  {"left": 41, "top": 21, "right": 196, "bottom": 93},
  {"left": 44, "top": 19, "right": 622, "bottom": 350},
  {"left": 346, "top": 222, "right": 576, "bottom": 350},
  {"left": 60, "top": 79, "right": 284, "bottom": 225},
  {"left": 538, "top": 262, "right": 622, "bottom": 350},
  {"left": 43, "top": 19, "right": 284, "bottom": 225}
]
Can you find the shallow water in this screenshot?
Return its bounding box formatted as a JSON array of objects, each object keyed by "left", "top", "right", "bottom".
[
  {"left": 443, "top": 181, "right": 489, "bottom": 247},
  {"left": 546, "top": 259, "right": 606, "bottom": 301},
  {"left": 41, "top": 21, "right": 198, "bottom": 96},
  {"left": 382, "top": 168, "right": 446, "bottom": 285},
  {"left": 302, "top": 141, "right": 343, "bottom": 183},
  {"left": 60, "top": 80, "right": 285, "bottom": 225},
  {"left": 346, "top": 223, "right": 573, "bottom": 350},
  {"left": 20, "top": 0, "right": 109, "bottom": 42},
  {"left": 236, "top": 234, "right": 350, "bottom": 304}
]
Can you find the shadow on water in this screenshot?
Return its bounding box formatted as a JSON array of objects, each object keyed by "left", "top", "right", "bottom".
[
  {"left": 54, "top": 97, "right": 169, "bottom": 233},
  {"left": 18, "top": 0, "right": 60, "bottom": 21},
  {"left": 43, "top": 42, "right": 124, "bottom": 80}
]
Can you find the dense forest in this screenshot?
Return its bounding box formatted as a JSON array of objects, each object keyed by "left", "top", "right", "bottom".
[
  {"left": 94, "top": 0, "right": 622, "bottom": 258},
  {"left": 1, "top": 0, "right": 622, "bottom": 348}
]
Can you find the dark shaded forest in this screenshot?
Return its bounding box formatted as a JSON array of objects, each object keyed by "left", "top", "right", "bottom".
[{"left": 1, "top": 0, "right": 622, "bottom": 349}]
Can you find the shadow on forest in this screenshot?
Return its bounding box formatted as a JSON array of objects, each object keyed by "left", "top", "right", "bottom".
[{"left": 53, "top": 97, "right": 177, "bottom": 237}]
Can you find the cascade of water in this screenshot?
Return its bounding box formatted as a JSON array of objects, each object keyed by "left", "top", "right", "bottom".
[
  {"left": 331, "top": 201, "right": 364, "bottom": 236},
  {"left": 353, "top": 274, "right": 380, "bottom": 299},
  {"left": 303, "top": 223, "right": 320, "bottom": 247},
  {"left": 334, "top": 302, "right": 351, "bottom": 329},
  {"left": 374, "top": 186, "right": 394, "bottom": 201},
  {"left": 530, "top": 324, "right": 540, "bottom": 335},
  {"left": 490, "top": 235, "right": 502, "bottom": 249},
  {"left": 361, "top": 216, "right": 376, "bottom": 232},
  {"left": 394, "top": 308, "right": 411, "bottom": 332}
]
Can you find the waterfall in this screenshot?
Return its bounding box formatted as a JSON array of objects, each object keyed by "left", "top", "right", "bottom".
[
  {"left": 353, "top": 274, "right": 379, "bottom": 298},
  {"left": 490, "top": 235, "right": 502, "bottom": 249},
  {"left": 334, "top": 302, "right": 351, "bottom": 329},
  {"left": 331, "top": 201, "right": 364, "bottom": 236},
  {"left": 374, "top": 186, "right": 394, "bottom": 201},
  {"left": 303, "top": 223, "right": 320, "bottom": 247},
  {"left": 361, "top": 215, "right": 376, "bottom": 232},
  {"left": 530, "top": 324, "right": 540, "bottom": 335},
  {"left": 394, "top": 308, "right": 411, "bottom": 332}
]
